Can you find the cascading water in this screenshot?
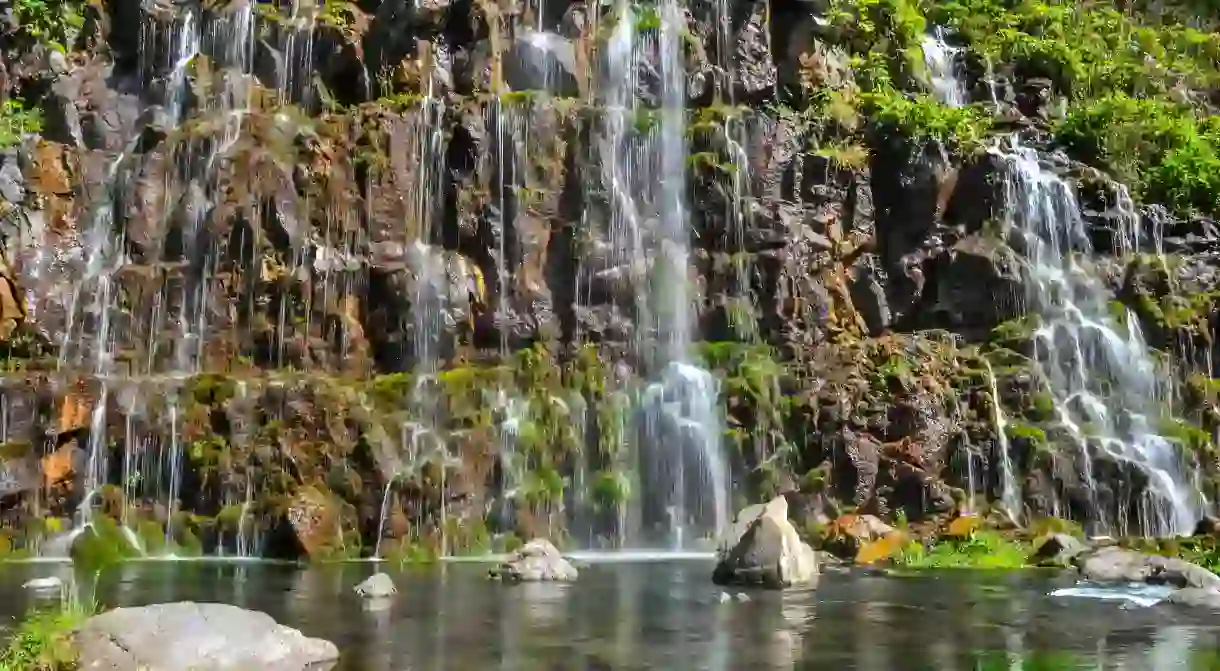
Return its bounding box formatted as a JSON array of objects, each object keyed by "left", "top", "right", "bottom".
[
  {"left": 982, "top": 359, "right": 1020, "bottom": 519},
  {"left": 600, "top": 0, "right": 730, "bottom": 548},
  {"left": 922, "top": 26, "right": 967, "bottom": 108},
  {"left": 995, "top": 138, "right": 1201, "bottom": 536}
]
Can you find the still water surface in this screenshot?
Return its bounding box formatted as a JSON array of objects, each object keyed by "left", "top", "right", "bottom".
[{"left": 1, "top": 559, "right": 1218, "bottom": 670}]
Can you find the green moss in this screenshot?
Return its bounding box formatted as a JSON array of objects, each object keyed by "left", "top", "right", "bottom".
[
  {"left": 989, "top": 315, "right": 1040, "bottom": 350},
  {"left": 1158, "top": 416, "right": 1213, "bottom": 453},
  {"left": 185, "top": 373, "right": 237, "bottom": 407},
  {"left": 136, "top": 520, "right": 167, "bottom": 556},
  {"left": 70, "top": 516, "right": 140, "bottom": 569},
  {"left": 591, "top": 470, "right": 631, "bottom": 510},
  {"left": 1027, "top": 393, "right": 1057, "bottom": 422},
  {"left": 1007, "top": 421, "right": 1047, "bottom": 446},
  {"left": 0, "top": 440, "right": 33, "bottom": 460},
  {"left": 894, "top": 530, "right": 1030, "bottom": 569}
]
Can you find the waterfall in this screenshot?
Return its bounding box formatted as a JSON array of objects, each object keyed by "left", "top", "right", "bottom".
[
  {"left": 995, "top": 138, "right": 1201, "bottom": 536},
  {"left": 922, "top": 26, "right": 968, "bottom": 108},
  {"left": 598, "top": 0, "right": 730, "bottom": 548}
]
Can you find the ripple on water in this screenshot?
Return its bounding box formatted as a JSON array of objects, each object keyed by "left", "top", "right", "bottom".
[{"left": 0, "top": 563, "right": 1216, "bottom": 669}]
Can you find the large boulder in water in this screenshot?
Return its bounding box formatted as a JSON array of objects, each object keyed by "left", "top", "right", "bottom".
[
  {"left": 712, "top": 496, "right": 819, "bottom": 589},
  {"left": 75, "top": 602, "right": 339, "bottom": 670},
  {"left": 488, "top": 538, "right": 579, "bottom": 582},
  {"left": 1076, "top": 546, "right": 1220, "bottom": 590}
]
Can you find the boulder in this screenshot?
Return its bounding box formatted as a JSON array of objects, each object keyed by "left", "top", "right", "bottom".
[
  {"left": 76, "top": 602, "right": 339, "bottom": 671},
  {"left": 1030, "top": 533, "right": 1088, "bottom": 567},
  {"left": 712, "top": 496, "right": 819, "bottom": 589},
  {"left": 1076, "top": 546, "right": 1220, "bottom": 590},
  {"left": 1166, "top": 587, "right": 1220, "bottom": 609},
  {"left": 352, "top": 572, "right": 396, "bottom": 598},
  {"left": 488, "top": 539, "right": 578, "bottom": 582}
]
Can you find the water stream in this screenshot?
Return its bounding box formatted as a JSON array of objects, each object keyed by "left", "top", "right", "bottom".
[{"left": 994, "top": 139, "right": 1201, "bottom": 536}]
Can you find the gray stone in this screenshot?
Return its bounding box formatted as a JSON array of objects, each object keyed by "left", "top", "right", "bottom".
[
  {"left": 712, "top": 496, "right": 819, "bottom": 589},
  {"left": 489, "top": 538, "right": 579, "bottom": 583},
  {"left": 505, "top": 31, "right": 579, "bottom": 97},
  {"left": 353, "top": 572, "right": 396, "bottom": 598},
  {"left": 1166, "top": 587, "right": 1220, "bottom": 609},
  {"left": 1031, "top": 533, "right": 1087, "bottom": 567},
  {"left": 1076, "top": 546, "right": 1220, "bottom": 590},
  {"left": 76, "top": 602, "right": 339, "bottom": 671}
]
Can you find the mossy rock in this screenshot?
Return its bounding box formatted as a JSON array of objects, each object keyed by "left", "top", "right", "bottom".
[{"left": 71, "top": 517, "right": 141, "bottom": 568}]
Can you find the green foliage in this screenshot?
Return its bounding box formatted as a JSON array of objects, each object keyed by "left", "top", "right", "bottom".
[
  {"left": 925, "top": 0, "right": 1220, "bottom": 100},
  {"left": 0, "top": 600, "right": 95, "bottom": 671},
  {"left": 1157, "top": 416, "right": 1214, "bottom": 454},
  {"left": 864, "top": 88, "right": 993, "bottom": 150},
  {"left": 895, "top": 529, "right": 1030, "bottom": 568},
  {"left": 0, "top": 101, "right": 44, "bottom": 149},
  {"left": 13, "top": 0, "right": 84, "bottom": 51},
  {"left": 828, "top": 0, "right": 928, "bottom": 88},
  {"left": 70, "top": 517, "right": 140, "bottom": 570},
  {"left": 1056, "top": 95, "right": 1220, "bottom": 217},
  {"left": 1007, "top": 421, "right": 1047, "bottom": 445}
]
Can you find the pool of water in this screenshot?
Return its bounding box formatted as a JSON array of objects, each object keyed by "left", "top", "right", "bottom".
[{"left": 1, "top": 559, "right": 1218, "bottom": 669}]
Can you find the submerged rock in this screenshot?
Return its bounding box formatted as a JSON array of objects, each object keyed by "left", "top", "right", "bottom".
[
  {"left": 488, "top": 538, "right": 578, "bottom": 582},
  {"left": 353, "top": 572, "right": 396, "bottom": 598},
  {"left": 1076, "top": 546, "right": 1220, "bottom": 590},
  {"left": 712, "top": 496, "right": 819, "bottom": 589},
  {"left": 76, "top": 602, "right": 339, "bottom": 670}
]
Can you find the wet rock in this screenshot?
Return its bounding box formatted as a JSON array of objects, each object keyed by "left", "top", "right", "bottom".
[
  {"left": 505, "top": 31, "right": 579, "bottom": 97},
  {"left": 353, "top": 572, "right": 396, "bottom": 598},
  {"left": 76, "top": 602, "right": 340, "bottom": 671},
  {"left": 488, "top": 538, "right": 579, "bottom": 582},
  {"left": 0, "top": 148, "right": 24, "bottom": 202},
  {"left": 285, "top": 487, "right": 342, "bottom": 559},
  {"left": 1076, "top": 546, "right": 1220, "bottom": 590},
  {"left": 824, "top": 513, "right": 895, "bottom": 559},
  {"left": 712, "top": 496, "right": 819, "bottom": 589},
  {"left": 1165, "top": 587, "right": 1220, "bottom": 609},
  {"left": 1030, "top": 533, "right": 1087, "bottom": 567}
]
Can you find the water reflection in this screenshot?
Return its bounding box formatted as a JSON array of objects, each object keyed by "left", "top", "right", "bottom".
[{"left": 0, "top": 562, "right": 1218, "bottom": 669}]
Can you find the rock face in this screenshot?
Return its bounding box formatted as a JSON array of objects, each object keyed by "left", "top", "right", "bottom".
[
  {"left": 0, "top": 0, "right": 1217, "bottom": 559},
  {"left": 1075, "top": 546, "right": 1220, "bottom": 590},
  {"left": 353, "top": 572, "right": 396, "bottom": 598},
  {"left": 712, "top": 496, "right": 819, "bottom": 589},
  {"left": 488, "top": 539, "right": 579, "bottom": 582},
  {"left": 76, "top": 602, "right": 340, "bottom": 671}
]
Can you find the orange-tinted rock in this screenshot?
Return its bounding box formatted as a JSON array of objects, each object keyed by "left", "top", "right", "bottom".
[{"left": 287, "top": 486, "right": 340, "bottom": 558}]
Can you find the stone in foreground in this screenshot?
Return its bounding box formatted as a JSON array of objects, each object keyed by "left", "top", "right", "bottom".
[
  {"left": 712, "top": 496, "right": 819, "bottom": 589},
  {"left": 76, "top": 602, "right": 339, "bottom": 671},
  {"left": 488, "top": 539, "right": 578, "bottom": 582},
  {"left": 353, "top": 572, "right": 396, "bottom": 598},
  {"left": 1076, "top": 546, "right": 1220, "bottom": 590},
  {"left": 1166, "top": 587, "right": 1220, "bottom": 609}
]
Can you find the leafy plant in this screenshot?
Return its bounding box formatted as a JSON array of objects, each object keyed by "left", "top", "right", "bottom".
[
  {"left": 1056, "top": 95, "right": 1220, "bottom": 217},
  {"left": 0, "top": 599, "right": 96, "bottom": 671},
  {"left": 0, "top": 101, "right": 44, "bottom": 149},
  {"left": 13, "top": 0, "right": 84, "bottom": 52},
  {"left": 895, "top": 529, "right": 1030, "bottom": 568}
]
